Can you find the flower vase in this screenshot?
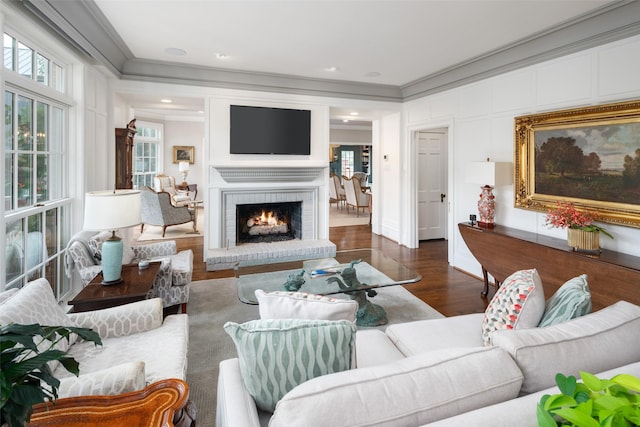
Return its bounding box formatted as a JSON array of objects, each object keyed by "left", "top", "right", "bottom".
[
  {"left": 567, "top": 228, "right": 600, "bottom": 252},
  {"left": 477, "top": 185, "right": 495, "bottom": 228}
]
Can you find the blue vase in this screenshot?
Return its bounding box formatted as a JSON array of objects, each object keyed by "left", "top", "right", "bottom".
[{"left": 101, "top": 236, "right": 123, "bottom": 284}]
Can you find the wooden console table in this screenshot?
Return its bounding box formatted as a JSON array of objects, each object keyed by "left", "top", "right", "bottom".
[{"left": 458, "top": 222, "right": 640, "bottom": 310}]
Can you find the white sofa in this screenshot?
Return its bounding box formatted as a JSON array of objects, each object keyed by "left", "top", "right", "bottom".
[
  {"left": 216, "top": 300, "right": 640, "bottom": 426},
  {"left": 0, "top": 278, "right": 189, "bottom": 399}
]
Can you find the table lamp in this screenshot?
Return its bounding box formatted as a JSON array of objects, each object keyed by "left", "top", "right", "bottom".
[
  {"left": 178, "top": 161, "right": 190, "bottom": 186},
  {"left": 466, "top": 159, "right": 512, "bottom": 228},
  {"left": 83, "top": 189, "right": 141, "bottom": 284}
]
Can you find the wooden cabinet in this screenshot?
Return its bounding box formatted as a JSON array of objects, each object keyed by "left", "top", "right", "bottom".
[
  {"left": 115, "top": 119, "right": 137, "bottom": 189},
  {"left": 458, "top": 222, "right": 640, "bottom": 310}
]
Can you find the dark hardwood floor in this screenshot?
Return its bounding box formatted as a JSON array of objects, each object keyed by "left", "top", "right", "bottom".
[{"left": 175, "top": 225, "right": 491, "bottom": 317}]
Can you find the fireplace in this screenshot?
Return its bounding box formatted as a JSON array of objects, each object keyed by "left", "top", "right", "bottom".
[{"left": 236, "top": 201, "right": 302, "bottom": 244}]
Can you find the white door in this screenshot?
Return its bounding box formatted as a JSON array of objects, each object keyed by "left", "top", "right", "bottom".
[{"left": 418, "top": 130, "right": 447, "bottom": 240}]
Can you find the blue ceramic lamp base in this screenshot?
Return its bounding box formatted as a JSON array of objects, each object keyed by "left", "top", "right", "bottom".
[{"left": 101, "top": 233, "right": 123, "bottom": 285}]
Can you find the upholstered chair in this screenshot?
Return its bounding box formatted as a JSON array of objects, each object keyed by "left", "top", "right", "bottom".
[
  {"left": 331, "top": 174, "right": 346, "bottom": 208},
  {"left": 65, "top": 230, "right": 192, "bottom": 312},
  {"left": 140, "top": 186, "right": 195, "bottom": 237},
  {"left": 153, "top": 174, "right": 191, "bottom": 207},
  {"left": 352, "top": 171, "right": 369, "bottom": 187},
  {"left": 343, "top": 177, "right": 371, "bottom": 217}
]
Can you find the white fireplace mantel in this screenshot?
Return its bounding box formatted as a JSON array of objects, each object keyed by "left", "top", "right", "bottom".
[{"left": 215, "top": 166, "right": 326, "bottom": 183}]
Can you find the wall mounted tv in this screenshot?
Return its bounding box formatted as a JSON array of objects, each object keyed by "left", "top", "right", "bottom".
[{"left": 230, "top": 105, "right": 311, "bottom": 155}]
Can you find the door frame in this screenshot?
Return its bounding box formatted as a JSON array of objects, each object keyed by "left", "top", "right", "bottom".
[{"left": 403, "top": 119, "right": 455, "bottom": 262}]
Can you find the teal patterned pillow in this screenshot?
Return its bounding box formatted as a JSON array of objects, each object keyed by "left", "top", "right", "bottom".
[
  {"left": 482, "top": 268, "right": 545, "bottom": 346},
  {"left": 538, "top": 274, "right": 591, "bottom": 327},
  {"left": 224, "top": 318, "right": 356, "bottom": 412}
]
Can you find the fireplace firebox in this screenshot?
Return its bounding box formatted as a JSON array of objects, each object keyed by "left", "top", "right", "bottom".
[{"left": 236, "top": 202, "right": 302, "bottom": 244}]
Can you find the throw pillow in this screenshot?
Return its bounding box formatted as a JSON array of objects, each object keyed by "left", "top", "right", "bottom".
[
  {"left": 224, "top": 318, "right": 356, "bottom": 412},
  {"left": 255, "top": 290, "right": 358, "bottom": 322},
  {"left": 0, "top": 278, "right": 78, "bottom": 372},
  {"left": 481, "top": 268, "right": 545, "bottom": 346},
  {"left": 538, "top": 274, "right": 591, "bottom": 327}
]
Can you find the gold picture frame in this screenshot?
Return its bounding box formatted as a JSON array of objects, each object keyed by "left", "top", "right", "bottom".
[
  {"left": 514, "top": 99, "right": 640, "bottom": 228},
  {"left": 173, "top": 146, "right": 194, "bottom": 164}
]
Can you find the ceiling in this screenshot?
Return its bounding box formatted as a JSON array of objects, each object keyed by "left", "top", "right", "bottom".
[{"left": 16, "top": 0, "right": 640, "bottom": 122}]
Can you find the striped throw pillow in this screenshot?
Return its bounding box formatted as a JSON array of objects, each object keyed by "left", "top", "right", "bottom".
[
  {"left": 224, "top": 318, "right": 356, "bottom": 412},
  {"left": 538, "top": 274, "right": 591, "bottom": 327}
]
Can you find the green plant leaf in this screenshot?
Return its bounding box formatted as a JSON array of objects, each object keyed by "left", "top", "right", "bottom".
[
  {"left": 611, "top": 374, "right": 640, "bottom": 392},
  {"left": 57, "top": 356, "right": 81, "bottom": 376},
  {"left": 544, "top": 394, "right": 577, "bottom": 410},
  {"left": 574, "top": 390, "right": 592, "bottom": 404},
  {"left": 537, "top": 403, "right": 560, "bottom": 427},
  {"left": 553, "top": 407, "right": 600, "bottom": 427},
  {"left": 557, "top": 373, "right": 578, "bottom": 396},
  {"left": 581, "top": 371, "right": 605, "bottom": 392}
]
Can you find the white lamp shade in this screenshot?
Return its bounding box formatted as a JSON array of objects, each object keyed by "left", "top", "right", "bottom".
[
  {"left": 178, "top": 161, "right": 190, "bottom": 172},
  {"left": 466, "top": 161, "right": 512, "bottom": 186},
  {"left": 83, "top": 190, "right": 141, "bottom": 231}
]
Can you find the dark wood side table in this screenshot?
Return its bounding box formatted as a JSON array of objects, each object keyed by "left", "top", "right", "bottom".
[
  {"left": 458, "top": 222, "right": 640, "bottom": 310},
  {"left": 177, "top": 183, "right": 197, "bottom": 199},
  {"left": 69, "top": 262, "right": 161, "bottom": 313}
]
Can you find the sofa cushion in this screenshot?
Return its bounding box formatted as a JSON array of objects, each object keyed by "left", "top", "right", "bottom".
[
  {"left": 0, "top": 279, "right": 77, "bottom": 371},
  {"left": 269, "top": 346, "right": 523, "bottom": 427},
  {"left": 538, "top": 274, "right": 591, "bottom": 327},
  {"left": 60, "top": 313, "right": 188, "bottom": 386},
  {"left": 482, "top": 268, "right": 545, "bottom": 346},
  {"left": 385, "top": 313, "right": 485, "bottom": 356},
  {"left": 256, "top": 290, "right": 358, "bottom": 322},
  {"left": 57, "top": 361, "right": 146, "bottom": 398},
  {"left": 224, "top": 318, "right": 356, "bottom": 412},
  {"left": 492, "top": 300, "right": 640, "bottom": 395}
]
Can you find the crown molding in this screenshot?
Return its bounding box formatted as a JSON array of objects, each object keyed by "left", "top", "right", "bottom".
[{"left": 14, "top": 0, "right": 640, "bottom": 102}]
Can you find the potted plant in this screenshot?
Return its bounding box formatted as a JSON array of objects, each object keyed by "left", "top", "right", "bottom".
[
  {"left": 0, "top": 323, "right": 102, "bottom": 427},
  {"left": 537, "top": 371, "right": 640, "bottom": 426},
  {"left": 545, "top": 201, "right": 613, "bottom": 251}
]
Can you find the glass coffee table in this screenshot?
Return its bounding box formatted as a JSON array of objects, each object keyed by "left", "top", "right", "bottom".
[{"left": 234, "top": 249, "right": 421, "bottom": 326}]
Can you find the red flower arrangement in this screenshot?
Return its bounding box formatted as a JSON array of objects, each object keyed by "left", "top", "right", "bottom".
[{"left": 545, "top": 201, "right": 613, "bottom": 239}]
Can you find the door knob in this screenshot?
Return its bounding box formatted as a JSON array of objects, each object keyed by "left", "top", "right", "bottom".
[{"left": 440, "top": 193, "right": 446, "bottom": 203}]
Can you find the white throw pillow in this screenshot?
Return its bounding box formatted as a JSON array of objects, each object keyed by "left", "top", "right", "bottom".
[
  {"left": 482, "top": 268, "right": 545, "bottom": 346},
  {"left": 57, "top": 361, "right": 146, "bottom": 398},
  {"left": 256, "top": 290, "right": 358, "bottom": 322}
]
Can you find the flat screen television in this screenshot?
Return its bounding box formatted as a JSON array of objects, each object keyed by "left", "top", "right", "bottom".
[{"left": 230, "top": 105, "right": 311, "bottom": 155}]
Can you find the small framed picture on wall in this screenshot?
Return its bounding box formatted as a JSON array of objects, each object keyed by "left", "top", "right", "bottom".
[{"left": 173, "top": 146, "right": 195, "bottom": 164}]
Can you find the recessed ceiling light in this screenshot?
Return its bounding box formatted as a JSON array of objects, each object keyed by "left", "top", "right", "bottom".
[
  {"left": 365, "top": 71, "right": 381, "bottom": 78},
  {"left": 215, "top": 53, "right": 229, "bottom": 60},
  {"left": 350, "top": 112, "right": 359, "bottom": 116},
  {"left": 326, "top": 66, "right": 339, "bottom": 72},
  {"left": 342, "top": 119, "right": 349, "bottom": 123},
  {"left": 160, "top": 99, "right": 173, "bottom": 103},
  {"left": 165, "top": 48, "right": 187, "bottom": 56}
]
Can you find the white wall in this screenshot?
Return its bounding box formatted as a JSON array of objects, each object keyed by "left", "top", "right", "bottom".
[
  {"left": 403, "top": 34, "right": 640, "bottom": 278},
  {"left": 162, "top": 120, "right": 205, "bottom": 189}
]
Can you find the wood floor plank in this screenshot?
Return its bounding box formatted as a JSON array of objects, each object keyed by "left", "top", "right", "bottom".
[{"left": 175, "top": 225, "right": 490, "bottom": 317}]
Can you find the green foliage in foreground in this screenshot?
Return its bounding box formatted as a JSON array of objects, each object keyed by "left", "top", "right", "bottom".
[
  {"left": 537, "top": 371, "right": 640, "bottom": 427},
  {"left": 0, "top": 323, "right": 102, "bottom": 427}
]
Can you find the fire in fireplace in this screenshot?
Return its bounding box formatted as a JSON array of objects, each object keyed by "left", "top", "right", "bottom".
[{"left": 236, "top": 202, "right": 302, "bottom": 244}]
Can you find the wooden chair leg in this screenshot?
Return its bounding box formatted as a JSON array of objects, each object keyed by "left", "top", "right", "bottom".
[
  {"left": 181, "top": 303, "right": 187, "bottom": 313},
  {"left": 162, "top": 226, "right": 167, "bottom": 237}
]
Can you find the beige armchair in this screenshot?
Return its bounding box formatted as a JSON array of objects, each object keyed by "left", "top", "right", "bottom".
[
  {"left": 343, "top": 176, "right": 371, "bottom": 217},
  {"left": 153, "top": 174, "right": 192, "bottom": 207},
  {"left": 329, "top": 174, "right": 346, "bottom": 209}
]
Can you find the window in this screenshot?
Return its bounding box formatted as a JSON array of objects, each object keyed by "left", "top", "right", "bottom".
[
  {"left": 3, "top": 31, "right": 70, "bottom": 298},
  {"left": 341, "top": 150, "right": 354, "bottom": 178},
  {"left": 133, "top": 122, "right": 162, "bottom": 189}
]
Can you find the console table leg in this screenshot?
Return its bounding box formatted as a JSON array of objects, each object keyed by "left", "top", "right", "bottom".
[{"left": 481, "top": 267, "right": 490, "bottom": 297}]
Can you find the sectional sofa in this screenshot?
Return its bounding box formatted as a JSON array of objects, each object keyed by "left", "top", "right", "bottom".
[{"left": 216, "top": 272, "right": 640, "bottom": 426}]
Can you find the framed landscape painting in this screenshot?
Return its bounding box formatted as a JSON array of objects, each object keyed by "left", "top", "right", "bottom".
[
  {"left": 173, "top": 146, "right": 194, "bottom": 164},
  {"left": 514, "top": 100, "right": 640, "bottom": 228}
]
